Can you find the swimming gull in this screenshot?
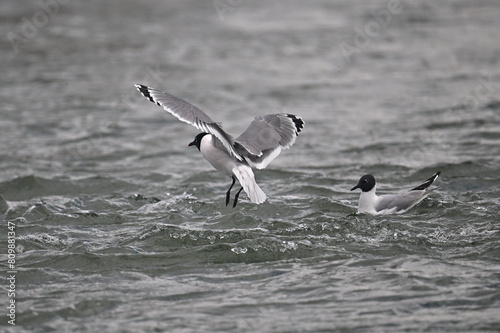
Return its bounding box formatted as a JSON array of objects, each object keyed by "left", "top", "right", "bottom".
[{"left": 351, "top": 171, "right": 441, "bottom": 214}]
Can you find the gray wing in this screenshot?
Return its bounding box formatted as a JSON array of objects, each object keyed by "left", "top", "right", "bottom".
[
  {"left": 375, "top": 172, "right": 440, "bottom": 213},
  {"left": 135, "top": 84, "right": 243, "bottom": 160},
  {"left": 234, "top": 113, "right": 304, "bottom": 169},
  {"left": 376, "top": 192, "right": 427, "bottom": 213}
]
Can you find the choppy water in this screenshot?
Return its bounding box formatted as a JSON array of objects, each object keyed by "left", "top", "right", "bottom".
[{"left": 1, "top": 0, "right": 500, "bottom": 332}]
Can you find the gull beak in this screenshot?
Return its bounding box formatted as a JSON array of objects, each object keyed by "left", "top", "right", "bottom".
[
  {"left": 188, "top": 141, "right": 195, "bottom": 147},
  {"left": 351, "top": 184, "right": 360, "bottom": 191}
]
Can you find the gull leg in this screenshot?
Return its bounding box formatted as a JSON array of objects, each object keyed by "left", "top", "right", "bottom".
[
  {"left": 232, "top": 187, "right": 244, "bottom": 208},
  {"left": 226, "top": 177, "right": 236, "bottom": 206}
]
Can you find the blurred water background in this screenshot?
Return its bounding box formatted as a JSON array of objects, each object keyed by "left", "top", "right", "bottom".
[{"left": 1, "top": 0, "right": 500, "bottom": 332}]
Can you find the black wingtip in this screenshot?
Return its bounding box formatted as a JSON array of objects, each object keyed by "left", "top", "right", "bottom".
[
  {"left": 411, "top": 171, "right": 441, "bottom": 191},
  {"left": 286, "top": 114, "right": 304, "bottom": 134},
  {"left": 135, "top": 84, "right": 155, "bottom": 104},
  {"left": 134, "top": 83, "right": 148, "bottom": 93}
]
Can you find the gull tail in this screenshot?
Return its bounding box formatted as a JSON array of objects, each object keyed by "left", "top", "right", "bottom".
[
  {"left": 232, "top": 165, "right": 267, "bottom": 204},
  {"left": 411, "top": 171, "right": 441, "bottom": 191}
]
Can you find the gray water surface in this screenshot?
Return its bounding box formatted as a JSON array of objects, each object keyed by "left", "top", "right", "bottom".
[{"left": 1, "top": 0, "right": 500, "bottom": 332}]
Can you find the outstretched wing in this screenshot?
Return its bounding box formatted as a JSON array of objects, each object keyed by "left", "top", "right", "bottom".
[
  {"left": 235, "top": 113, "right": 304, "bottom": 169},
  {"left": 135, "top": 84, "right": 243, "bottom": 160}
]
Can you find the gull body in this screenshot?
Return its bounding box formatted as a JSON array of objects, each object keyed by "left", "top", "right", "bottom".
[
  {"left": 135, "top": 84, "right": 304, "bottom": 207},
  {"left": 351, "top": 171, "right": 441, "bottom": 215},
  {"left": 190, "top": 133, "right": 265, "bottom": 205}
]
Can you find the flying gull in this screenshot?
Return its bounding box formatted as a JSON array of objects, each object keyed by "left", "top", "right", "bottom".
[{"left": 135, "top": 84, "right": 304, "bottom": 207}]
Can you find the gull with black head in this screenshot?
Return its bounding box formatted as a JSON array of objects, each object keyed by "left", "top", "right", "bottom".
[
  {"left": 135, "top": 84, "right": 304, "bottom": 207},
  {"left": 351, "top": 171, "right": 441, "bottom": 215}
]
